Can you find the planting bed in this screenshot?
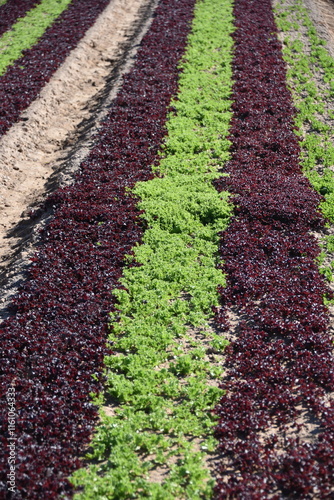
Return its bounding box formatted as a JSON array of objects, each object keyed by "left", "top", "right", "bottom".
[
  {"left": 213, "top": 0, "right": 334, "bottom": 497},
  {"left": 1, "top": 0, "right": 334, "bottom": 498}
]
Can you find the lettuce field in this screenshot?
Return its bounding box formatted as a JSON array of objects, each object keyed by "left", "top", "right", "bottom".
[{"left": 1, "top": 0, "right": 334, "bottom": 498}]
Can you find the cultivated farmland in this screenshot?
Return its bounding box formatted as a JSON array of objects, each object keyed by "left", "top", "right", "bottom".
[{"left": 1, "top": 0, "right": 334, "bottom": 498}]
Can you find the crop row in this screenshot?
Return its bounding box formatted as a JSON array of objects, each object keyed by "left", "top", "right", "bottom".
[
  {"left": 70, "top": 0, "right": 234, "bottom": 497},
  {"left": 0, "top": 0, "right": 111, "bottom": 137},
  {"left": 274, "top": 0, "right": 334, "bottom": 282},
  {"left": 213, "top": 0, "right": 334, "bottom": 497},
  {"left": 0, "top": 0, "right": 75, "bottom": 76},
  {"left": 0, "top": 0, "right": 42, "bottom": 38},
  {"left": 0, "top": 0, "right": 196, "bottom": 497}
]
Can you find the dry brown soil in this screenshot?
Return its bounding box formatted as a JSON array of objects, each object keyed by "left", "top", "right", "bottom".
[
  {"left": 0, "top": 0, "right": 157, "bottom": 262},
  {"left": 0, "top": 0, "right": 158, "bottom": 312}
]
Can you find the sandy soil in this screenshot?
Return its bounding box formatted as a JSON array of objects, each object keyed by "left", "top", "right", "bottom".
[
  {"left": 0, "top": 0, "right": 159, "bottom": 314},
  {"left": 0, "top": 0, "right": 157, "bottom": 271},
  {"left": 305, "top": 0, "right": 334, "bottom": 56},
  {"left": 1, "top": 0, "right": 334, "bottom": 492}
]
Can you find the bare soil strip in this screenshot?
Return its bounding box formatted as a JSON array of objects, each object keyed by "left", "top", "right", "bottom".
[
  {"left": 0, "top": 0, "right": 157, "bottom": 314},
  {"left": 305, "top": 0, "right": 334, "bottom": 56}
]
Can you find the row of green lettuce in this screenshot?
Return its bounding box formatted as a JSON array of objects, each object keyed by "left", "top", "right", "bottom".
[
  {"left": 70, "top": 0, "right": 235, "bottom": 498},
  {"left": 0, "top": 0, "right": 72, "bottom": 75},
  {"left": 274, "top": 0, "right": 334, "bottom": 286}
]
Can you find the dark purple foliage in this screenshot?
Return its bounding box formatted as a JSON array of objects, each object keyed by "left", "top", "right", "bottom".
[
  {"left": 213, "top": 0, "right": 334, "bottom": 498},
  {"left": 0, "top": 0, "right": 42, "bottom": 38},
  {"left": 0, "top": 0, "right": 113, "bottom": 138},
  {"left": 0, "top": 0, "right": 196, "bottom": 498}
]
